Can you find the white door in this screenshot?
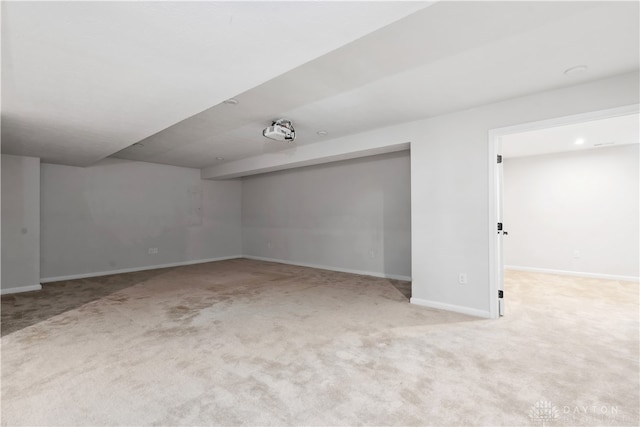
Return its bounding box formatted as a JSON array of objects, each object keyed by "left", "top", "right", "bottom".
[{"left": 496, "top": 140, "right": 505, "bottom": 316}]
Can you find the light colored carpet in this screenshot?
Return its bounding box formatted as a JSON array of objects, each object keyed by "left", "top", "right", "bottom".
[{"left": 1, "top": 259, "right": 638, "bottom": 426}]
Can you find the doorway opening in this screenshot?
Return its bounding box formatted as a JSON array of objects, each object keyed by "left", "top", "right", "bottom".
[{"left": 488, "top": 104, "right": 639, "bottom": 318}]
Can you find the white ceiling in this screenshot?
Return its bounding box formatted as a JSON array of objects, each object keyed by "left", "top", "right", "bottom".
[
  {"left": 1, "top": 1, "right": 429, "bottom": 166},
  {"left": 2, "top": 1, "right": 639, "bottom": 169},
  {"left": 502, "top": 113, "right": 640, "bottom": 159}
]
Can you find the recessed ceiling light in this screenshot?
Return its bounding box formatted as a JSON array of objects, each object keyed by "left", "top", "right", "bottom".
[
  {"left": 223, "top": 98, "right": 239, "bottom": 105},
  {"left": 133, "top": 142, "right": 144, "bottom": 148},
  {"left": 317, "top": 130, "right": 328, "bottom": 136},
  {"left": 215, "top": 156, "right": 225, "bottom": 161},
  {"left": 564, "top": 65, "right": 588, "bottom": 77},
  {"left": 574, "top": 138, "right": 585, "bottom": 145}
]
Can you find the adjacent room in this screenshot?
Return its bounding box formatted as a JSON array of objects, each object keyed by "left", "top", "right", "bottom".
[
  {"left": 1, "top": 1, "right": 638, "bottom": 426},
  {"left": 502, "top": 113, "right": 639, "bottom": 283},
  {"left": 497, "top": 112, "right": 639, "bottom": 341}
]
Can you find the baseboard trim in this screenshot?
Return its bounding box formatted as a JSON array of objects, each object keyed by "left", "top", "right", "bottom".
[
  {"left": 1, "top": 284, "right": 43, "bottom": 295},
  {"left": 505, "top": 265, "right": 639, "bottom": 282},
  {"left": 39, "top": 254, "right": 410, "bottom": 285},
  {"left": 40, "top": 255, "right": 244, "bottom": 283},
  {"left": 410, "top": 297, "right": 492, "bottom": 319},
  {"left": 242, "top": 255, "right": 412, "bottom": 281}
]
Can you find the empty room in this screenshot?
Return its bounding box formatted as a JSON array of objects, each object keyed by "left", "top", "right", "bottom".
[{"left": 1, "top": 1, "right": 638, "bottom": 426}]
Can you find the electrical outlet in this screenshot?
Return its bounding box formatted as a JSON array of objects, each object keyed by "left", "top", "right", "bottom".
[
  {"left": 458, "top": 273, "right": 468, "bottom": 285},
  {"left": 148, "top": 247, "right": 158, "bottom": 254},
  {"left": 573, "top": 250, "right": 581, "bottom": 259}
]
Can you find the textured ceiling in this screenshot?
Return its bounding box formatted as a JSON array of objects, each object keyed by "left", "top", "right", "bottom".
[
  {"left": 113, "top": 1, "right": 640, "bottom": 168},
  {"left": 2, "top": 1, "right": 638, "bottom": 169},
  {"left": 502, "top": 113, "right": 639, "bottom": 159},
  {"left": 1, "top": 1, "right": 429, "bottom": 166}
]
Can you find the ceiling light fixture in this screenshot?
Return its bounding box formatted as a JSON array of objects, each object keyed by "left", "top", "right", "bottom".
[
  {"left": 263, "top": 119, "right": 296, "bottom": 143},
  {"left": 215, "top": 156, "right": 225, "bottom": 161},
  {"left": 133, "top": 142, "right": 144, "bottom": 148},
  {"left": 564, "top": 65, "right": 588, "bottom": 77},
  {"left": 574, "top": 138, "right": 585, "bottom": 145},
  {"left": 317, "top": 130, "right": 328, "bottom": 136},
  {"left": 223, "top": 98, "right": 239, "bottom": 105}
]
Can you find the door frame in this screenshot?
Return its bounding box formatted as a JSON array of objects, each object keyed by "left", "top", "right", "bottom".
[{"left": 487, "top": 103, "right": 639, "bottom": 319}]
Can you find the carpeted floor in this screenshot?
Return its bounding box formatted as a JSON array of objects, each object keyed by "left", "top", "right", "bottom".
[{"left": 1, "top": 259, "right": 638, "bottom": 426}]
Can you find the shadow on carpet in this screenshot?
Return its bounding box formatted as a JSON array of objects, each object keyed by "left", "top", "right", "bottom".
[{"left": 1, "top": 268, "right": 170, "bottom": 336}]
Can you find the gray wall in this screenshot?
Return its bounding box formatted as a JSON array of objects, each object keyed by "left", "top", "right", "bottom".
[
  {"left": 504, "top": 144, "right": 639, "bottom": 278},
  {"left": 2, "top": 154, "right": 41, "bottom": 292},
  {"left": 409, "top": 73, "right": 638, "bottom": 317},
  {"left": 242, "top": 151, "right": 411, "bottom": 278},
  {"left": 41, "top": 158, "right": 242, "bottom": 279}
]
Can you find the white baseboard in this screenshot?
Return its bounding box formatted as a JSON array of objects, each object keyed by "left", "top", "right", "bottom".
[
  {"left": 1, "top": 284, "right": 43, "bottom": 295},
  {"left": 242, "top": 255, "right": 412, "bottom": 281},
  {"left": 40, "top": 255, "right": 243, "bottom": 283},
  {"left": 410, "top": 297, "right": 492, "bottom": 318},
  {"left": 505, "top": 265, "right": 639, "bottom": 282},
  {"left": 39, "top": 254, "right": 409, "bottom": 287}
]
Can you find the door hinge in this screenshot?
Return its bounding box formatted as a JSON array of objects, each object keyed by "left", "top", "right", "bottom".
[
  {"left": 497, "top": 222, "right": 503, "bottom": 231},
  {"left": 497, "top": 154, "right": 503, "bottom": 164},
  {"left": 498, "top": 290, "right": 504, "bottom": 298}
]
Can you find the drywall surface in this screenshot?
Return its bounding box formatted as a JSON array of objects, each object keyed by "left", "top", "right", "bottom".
[
  {"left": 503, "top": 145, "right": 639, "bottom": 278},
  {"left": 409, "top": 73, "right": 638, "bottom": 316},
  {"left": 242, "top": 151, "right": 411, "bottom": 278},
  {"left": 40, "top": 159, "right": 242, "bottom": 279},
  {"left": 202, "top": 72, "right": 638, "bottom": 317},
  {"left": 1, "top": 154, "right": 41, "bottom": 292}
]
